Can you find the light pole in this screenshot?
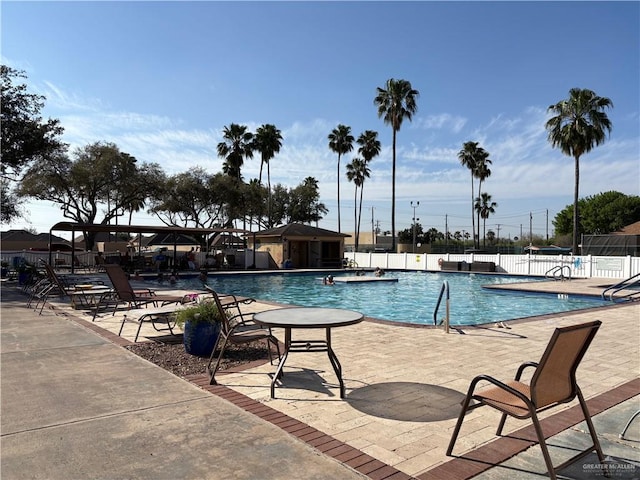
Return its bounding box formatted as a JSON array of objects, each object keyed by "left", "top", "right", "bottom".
[{"left": 411, "top": 201, "right": 420, "bottom": 253}]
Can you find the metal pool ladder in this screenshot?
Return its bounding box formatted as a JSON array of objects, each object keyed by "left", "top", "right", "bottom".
[
  {"left": 433, "top": 280, "right": 450, "bottom": 333},
  {"left": 545, "top": 265, "right": 571, "bottom": 281},
  {"left": 601, "top": 273, "right": 640, "bottom": 302}
]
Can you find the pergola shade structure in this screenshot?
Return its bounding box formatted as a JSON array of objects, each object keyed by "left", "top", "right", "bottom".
[{"left": 49, "top": 222, "right": 248, "bottom": 273}]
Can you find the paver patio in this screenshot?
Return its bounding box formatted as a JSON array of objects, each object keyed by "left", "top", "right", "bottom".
[{"left": 17, "top": 276, "right": 640, "bottom": 478}]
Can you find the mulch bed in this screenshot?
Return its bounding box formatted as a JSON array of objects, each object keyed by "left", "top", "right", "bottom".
[{"left": 125, "top": 338, "right": 271, "bottom": 378}]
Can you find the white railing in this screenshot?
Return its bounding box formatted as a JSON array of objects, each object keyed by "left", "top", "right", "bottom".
[{"left": 346, "top": 252, "right": 640, "bottom": 280}]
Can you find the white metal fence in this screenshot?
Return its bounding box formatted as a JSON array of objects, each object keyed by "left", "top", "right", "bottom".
[{"left": 345, "top": 252, "right": 640, "bottom": 280}]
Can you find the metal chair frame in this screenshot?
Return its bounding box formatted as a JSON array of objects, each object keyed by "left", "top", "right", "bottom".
[
  {"left": 447, "top": 320, "right": 605, "bottom": 480},
  {"left": 204, "top": 286, "right": 281, "bottom": 385}
]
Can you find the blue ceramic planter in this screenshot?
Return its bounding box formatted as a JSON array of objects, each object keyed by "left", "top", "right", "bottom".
[{"left": 183, "top": 320, "right": 220, "bottom": 357}]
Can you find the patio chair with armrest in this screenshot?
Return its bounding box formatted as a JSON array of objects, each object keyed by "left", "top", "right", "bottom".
[
  {"left": 447, "top": 320, "right": 605, "bottom": 480},
  {"left": 203, "top": 285, "right": 281, "bottom": 385}
]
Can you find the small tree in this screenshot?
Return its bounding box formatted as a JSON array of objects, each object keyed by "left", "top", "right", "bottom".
[{"left": 287, "top": 177, "right": 327, "bottom": 224}]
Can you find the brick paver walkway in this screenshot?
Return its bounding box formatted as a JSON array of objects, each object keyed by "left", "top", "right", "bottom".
[{"left": 28, "top": 277, "right": 640, "bottom": 478}]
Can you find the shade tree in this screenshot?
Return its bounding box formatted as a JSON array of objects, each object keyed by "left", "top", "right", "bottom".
[
  {"left": 1, "top": 66, "right": 66, "bottom": 223},
  {"left": 19, "top": 142, "right": 164, "bottom": 250}
]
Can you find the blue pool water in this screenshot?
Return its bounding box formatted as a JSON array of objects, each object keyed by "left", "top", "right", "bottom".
[{"left": 184, "top": 271, "right": 607, "bottom": 326}]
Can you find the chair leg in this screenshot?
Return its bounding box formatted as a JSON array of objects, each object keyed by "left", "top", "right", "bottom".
[
  {"left": 552, "top": 389, "right": 608, "bottom": 477},
  {"left": 496, "top": 412, "right": 509, "bottom": 436},
  {"left": 530, "top": 410, "right": 557, "bottom": 480},
  {"left": 134, "top": 320, "right": 144, "bottom": 343},
  {"left": 207, "top": 334, "right": 229, "bottom": 385},
  {"left": 118, "top": 315, "right": 127, "bottom": 336},
  {"left": 447, "top": 385, "right": 477, "bottom": 456},
  {"left": 577, "top": 387, "right": 605, "bottom": 463}
]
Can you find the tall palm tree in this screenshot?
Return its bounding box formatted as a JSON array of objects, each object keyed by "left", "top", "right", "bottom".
[
  {"left": 474, "top": 151, "right": 492, "bottom": 248},
  {"left": 458, "top": 141, "right": 479, "bottom": 248},
  {"left": 546, "top": 88, "right": 613, "bottom": 253},
  {"left": 458, "top": 141, "right": 489, "bottom": 249},
  {"left": 253, "top": 124, "right": 283, "bottom": 227},
  {"left": 346, "top": 157, "right": 370, "bottom": 251},
  {"left": 374, "top": 79, "right": 419, "bottom": 252},
  {"left": 328, "top": 124, "right": 354, "bottom": 233},
  {"left": 475, "top": 192, "right": 497, "bottom": 247},
  {"left": 216, "top": 123, "right": 254, "bottom": 181}
]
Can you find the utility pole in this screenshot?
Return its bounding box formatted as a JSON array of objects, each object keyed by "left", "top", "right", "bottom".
[
  {"left": 496, "top": 224, "right": 501, "bottom": 243},
  {"left": 411, "top": 201, "right": 420, "bottom": 253},
  {"left": 370, "top": 207, "right": 374, "bottom": 247},
  {"left": 546, "top": 209, "right": 549, "bottom": 241},
  {"left": 445, "top": 214, "right": 449, "bottom": 250},
  {"left": 529, "top": 212, "right": 533, "bottom": 247}
]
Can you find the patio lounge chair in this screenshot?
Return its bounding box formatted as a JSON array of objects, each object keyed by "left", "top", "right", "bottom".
[
  {"left": 95, "top": 265, "right": 188, "bottom": 319},
  {"left": 118, "top": 303, "right": 188, "bottom": 343},
  {"left": 33, "top": 262, "right": 109, "bottom": 314},
  {"left": 204, "top": 286, "right": 281, "bottom": 385},
  {"left": 447, "top": 320, "right": 605, "bottom": 480}
]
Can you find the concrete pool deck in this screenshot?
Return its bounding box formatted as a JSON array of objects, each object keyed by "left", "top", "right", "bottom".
[{"left": 2, "top": 276, "right": 639, "bottom": 479}]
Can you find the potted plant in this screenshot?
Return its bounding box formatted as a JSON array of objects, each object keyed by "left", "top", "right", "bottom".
[
  {"left": 16, "top": 260, "right": 37, "bottom": 285},
  {"left": 175, "top": 300, "right": 223, "bottom": 356}
]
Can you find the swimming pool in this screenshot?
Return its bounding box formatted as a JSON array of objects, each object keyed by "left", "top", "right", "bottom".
[{"left": 188, "top": 271, "right": 607, "bottom": 326}]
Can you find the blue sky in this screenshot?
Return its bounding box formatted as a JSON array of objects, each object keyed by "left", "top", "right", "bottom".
[{"left": 3, "top": 1, "right": 639, "bottom": 242}]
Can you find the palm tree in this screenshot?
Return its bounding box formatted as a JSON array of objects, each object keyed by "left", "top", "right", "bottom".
[
  {"left": 546, "top": 88, "right": 613, "bottom": 253},
  {"left": 354, "top": 130, "right": 380, "bottom": 249},
  {"left": 253, "top": 124, "right": 283, "bottom": 227},
  {"left": 356, "top": 130, "right": 382, "bottom": 164},
  {"left": 374, "top": 79, "right": 419, "bottom": 252},
  {"left": 474, "top": 192, "right": 497, "bottom": 247},
  {"left": 216, "top": 123, "right": 254, "bottom": 181},
  {"left": 328, "top": 125, "right": 354, "bottom": 233},
  {"left": 125, "top": 197, "right": 145, "bottom": 225},
  {"left": 458, "top": 141, "right": 489, "bottom": 249},
  {"left": 346, "top": 157, "right": 370, "bottom": 251},
  {"left": 474, "top": 151, "right": 492, "bottom": 248}
]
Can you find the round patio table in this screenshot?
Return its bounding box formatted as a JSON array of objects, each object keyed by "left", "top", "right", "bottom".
[{"left": 253, "top": 307, "right": 364, "bottom": 398}]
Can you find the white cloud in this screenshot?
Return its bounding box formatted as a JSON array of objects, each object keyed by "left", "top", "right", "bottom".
[{"left": 416, "top": 113, "right": 467, "bottom": 133}]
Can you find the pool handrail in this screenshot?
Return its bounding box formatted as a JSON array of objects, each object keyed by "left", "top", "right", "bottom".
[
  {"left": 433, "top": 281, "right": 450, "bottom": 331},
  {"left": 545, "top": 265, "right": 571, "bottom": 281},
  {"left": 601, "top": 273, "right": 640, "bottom": 302}
]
